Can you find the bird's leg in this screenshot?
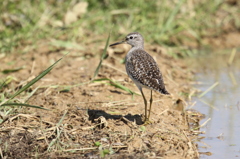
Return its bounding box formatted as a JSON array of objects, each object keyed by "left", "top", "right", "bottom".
[
  {"left": 148, "top": 90, "right": 153, "bottom": 119},
  {"left": 140, "top": 88, "right": 148, "bottom": 122}
]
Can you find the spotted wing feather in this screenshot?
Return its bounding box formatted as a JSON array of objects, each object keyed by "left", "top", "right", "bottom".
[{"left": 126, "top": 49, "right": 169, "bottom": 95}]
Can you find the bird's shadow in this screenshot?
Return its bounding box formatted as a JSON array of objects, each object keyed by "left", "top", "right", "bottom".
[{"left": 87, "top": 109, "right": 143, "bottom": 125}]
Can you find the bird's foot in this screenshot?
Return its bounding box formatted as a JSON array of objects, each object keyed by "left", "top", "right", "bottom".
[{"left": 143, "top": 119, "right": 152, "bottom": 125}]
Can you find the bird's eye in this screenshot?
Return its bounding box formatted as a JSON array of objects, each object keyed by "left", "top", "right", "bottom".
[{"left": 130, "top": 36, "right": 133, "bottom": 39}]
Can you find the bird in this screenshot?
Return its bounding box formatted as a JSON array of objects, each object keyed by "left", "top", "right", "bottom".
[{"left": 109, "top": 32, "right": 170, "bottom": 124}]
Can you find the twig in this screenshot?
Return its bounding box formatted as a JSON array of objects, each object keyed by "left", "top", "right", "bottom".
[
  {"left": 0, "top": 147, "right": 4, "bottom": 159},
  {"left": 159, "top": 109, "right": 169, "bottom": 115},
  {"left": 182, "top": 131, "right": 199, "bottom": 158},
  {"left": 227, "top": 48, "right": 236, "bottom": 66},
  {"left": 30, "top": 60, "right": 36, "bottom": 74},
  {"left": 188, "top": 101, "right": 196, "bottom": 109},
  {"left": 200, "top": 118, "right": 211, "bottom": 128},
  {"left": 192, "top": 118, "right": 211, "bottom": 130},
  {"left": 228, "top": 71, "right": 237, "bottom": 86},
  {"left": 63, "top": 145, "right": 128, "bottom": 152},
  {"left": 198, "top": 82, "right": 219, "bottom": 98},
  {"left": 198, "top": 99, "right": 219, "bottom": 110}
]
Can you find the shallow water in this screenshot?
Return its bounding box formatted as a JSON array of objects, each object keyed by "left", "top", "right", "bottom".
[{"left": 188, "top": 51, "right": 240, "bottom": 159}]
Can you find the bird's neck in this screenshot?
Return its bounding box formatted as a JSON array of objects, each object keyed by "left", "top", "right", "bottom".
[
  {"left": 130, "top": 45, "right": 144, "bottom": 51},
  {"left": 127, "top": 45, "right": 144, "bottom": 58}
]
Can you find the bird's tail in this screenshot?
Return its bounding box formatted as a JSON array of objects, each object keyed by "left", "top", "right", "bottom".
[{"left": 162, "top": 89, "right": 170, "bottom": 95}]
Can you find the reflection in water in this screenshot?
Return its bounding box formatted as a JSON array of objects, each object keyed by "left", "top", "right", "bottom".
[{"left": 188, "top": 52, "right": 240, "bottom": 159}]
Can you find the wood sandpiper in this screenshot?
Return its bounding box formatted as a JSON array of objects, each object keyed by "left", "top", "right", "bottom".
[{"left": 110, "top": 32, "right": 170, "bottom": 124}]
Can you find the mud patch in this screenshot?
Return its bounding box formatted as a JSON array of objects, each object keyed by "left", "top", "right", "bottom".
[{"left": 0, "top": 43, "right": 199, "bottom": 158}]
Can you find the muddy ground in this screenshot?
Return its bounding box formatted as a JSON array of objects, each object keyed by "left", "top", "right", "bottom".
[{"left": 0, "top": 40, "right": 204, "bottom": 159}]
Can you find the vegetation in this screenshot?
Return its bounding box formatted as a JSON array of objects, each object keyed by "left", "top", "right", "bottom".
[{"left": 1, "top": 0, "right": 239, "bottom": 54}]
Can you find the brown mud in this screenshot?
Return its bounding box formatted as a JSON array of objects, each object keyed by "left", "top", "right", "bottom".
[{"left": 0, "top": 41, "right": 203, "bottom": 158}]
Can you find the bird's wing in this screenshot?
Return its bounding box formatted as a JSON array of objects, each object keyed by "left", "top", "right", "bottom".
[{"left": 126, "top": 50, "right": 169, "bottom": 94}]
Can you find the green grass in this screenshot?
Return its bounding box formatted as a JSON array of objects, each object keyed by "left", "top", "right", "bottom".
[
  {"left": 0, "top": 0, "right": 239, "bottom": 54},
  {"left": 0, "top": 53, "right": 67, "bottom": 124}
]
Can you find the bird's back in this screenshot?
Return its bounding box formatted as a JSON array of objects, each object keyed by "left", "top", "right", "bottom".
[{"left": 125, "top": 49, "right": 169, "bottom": 95}]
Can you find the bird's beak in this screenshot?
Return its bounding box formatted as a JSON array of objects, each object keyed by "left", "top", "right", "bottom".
[{"left": 109, "top": 40, "right": 125, "bottom": 47}]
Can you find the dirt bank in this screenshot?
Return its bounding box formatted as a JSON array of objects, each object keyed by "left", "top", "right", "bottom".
[{"left": 0, "top": 41, "right": 199, "bottom": 158}]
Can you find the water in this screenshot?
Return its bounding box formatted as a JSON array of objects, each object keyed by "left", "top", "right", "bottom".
[{"left": 188, "top": 52, "right": 240, "bottom": 159}]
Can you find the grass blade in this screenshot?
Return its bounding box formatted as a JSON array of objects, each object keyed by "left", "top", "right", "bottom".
[
  {"left": 92, "top": 32, "right": 111, "bottom": 80},
  {"left": 2, "top": 67, "right": 24, "bottom": 74},
  {"left": 56, "top": 110, "right": 68, "bottom": 127},
  {"left": 0, "top": 80, "right": 7, "bottom": 90},
  {"left": 160, "top": 0, "right": 185, "bottom": 36},
  {"left": 5, "top": 53, "right": 68, "bottom": 103},
  {"left": 0, "top": 103, "right": 48, "bottom": 110},
  {"left": 0, "top": 76, "right": 15, "bottom": 90},
  {"left": 92, "top": 78, "right": 139, "bottom": 95}
]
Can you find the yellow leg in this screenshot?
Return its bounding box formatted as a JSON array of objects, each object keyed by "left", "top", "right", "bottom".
[
  {"left": 140, "top": 88, "right": 148, "bottom": 122},
  {"left": 148, "top": 90, "right": 153, "bottom": 119}
]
